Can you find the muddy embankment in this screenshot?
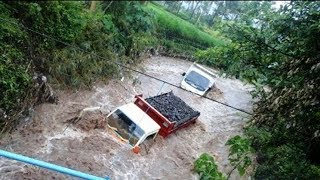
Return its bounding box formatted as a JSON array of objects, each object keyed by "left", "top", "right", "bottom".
[{"left": 0, "top": 56, "right": 255, "bottom": 180}]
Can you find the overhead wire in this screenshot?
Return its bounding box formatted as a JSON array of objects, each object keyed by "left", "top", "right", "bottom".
[{"left": 0, "top": 17, "right": 253, "bottom": 115}]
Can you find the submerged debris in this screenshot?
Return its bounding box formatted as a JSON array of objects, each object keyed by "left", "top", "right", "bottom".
[
  {"left": 65, "top": 107, "right": 106, "bottom": 131},
  {"left": 33, "top": 73, "right": 59, "bottom": 105}
]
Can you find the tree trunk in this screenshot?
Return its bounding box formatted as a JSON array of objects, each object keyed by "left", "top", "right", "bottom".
[
  {"left": 195, "top": 10, "right": 203, "bottom": 24},
  {"left": 210, "top": 2, "right": 224, "bottom": 27},
  {"left": 187, "top": 1, "right": 194, "bottom": 12},
  {"left": 103, "top": 1, "right": 113, "bottom": 12},
  {"left": 90, "top": 1, "right": 97, "bottom": 12},
  {"left": 176, "top": 2, "right": 182, "bottom": 13},
  {"left": 190, "top": 1, "right": 201, "bottom": 19}
]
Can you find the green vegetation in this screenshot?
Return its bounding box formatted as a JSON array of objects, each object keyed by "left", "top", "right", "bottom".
[
  {"left": 194, "top": 153, "right": 226, "bottom": 180},
  {"left": 188, "top": 1, "right": 319, "bottom": 179},
  {"left": 0, "top": 1, "right": 155, "bottom": 132},
  {"left": 159, "top": 38, "right": 199, "bottom": 59},
  {"left": 147, "top": 3, "right": 225, "bottom": 48},
  {"left": 161, "top": 1, "right": 319, "bottom": 178},
  {"left": 1, "top": 2, "right": 31, "bottom": 130},
  {"left": 0, "top": 1, "right": 222, "bottom": 133},
  {"left": 225, "top": 135, "right": 254, "bottom": 177},
  {"left": 1, "top": 1, "right": 319, "bottom": 179}
]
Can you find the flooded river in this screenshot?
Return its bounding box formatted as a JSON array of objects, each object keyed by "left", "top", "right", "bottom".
[{"left": 0, "top": 56, "right": 254, "bottom": 179}]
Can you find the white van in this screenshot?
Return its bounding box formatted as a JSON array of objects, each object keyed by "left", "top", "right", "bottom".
[{"left": 181, "top": 63, "right": 216, "bottom": 96}]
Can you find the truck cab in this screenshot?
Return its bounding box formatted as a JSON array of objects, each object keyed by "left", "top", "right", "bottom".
[
  {"left": 107, "top": 103, "right": 160, "bottom": 147},
  {"left": 106, "top": 92, "right": 200, "bottom": 150},
  {"left": 181, "top": 63, "right": 217, "bottom": 96}
]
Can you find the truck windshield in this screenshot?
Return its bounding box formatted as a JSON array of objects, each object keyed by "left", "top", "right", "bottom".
[
  {"left": 108, "top": 109, "right": 144, "bottom": 146},
  {"left": 184, "top": 71, "right": 210, "bottom": 91}
]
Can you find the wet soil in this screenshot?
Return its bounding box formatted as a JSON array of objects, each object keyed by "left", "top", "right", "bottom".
[
  {"left": 66, "top": 110, "right": 107, "bottom": 132},
  {"left": 0, "top": 56, "right": 255, "bottom": 179}
]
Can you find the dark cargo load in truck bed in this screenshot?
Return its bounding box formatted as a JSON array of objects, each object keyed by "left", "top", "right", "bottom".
[{"left": 145, "top": 91, "right": 200, "bottom": 126}]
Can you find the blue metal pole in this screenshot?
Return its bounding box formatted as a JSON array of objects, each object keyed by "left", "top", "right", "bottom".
[{"left": 0, "top": 149, "right": 109, "bottom": 180}]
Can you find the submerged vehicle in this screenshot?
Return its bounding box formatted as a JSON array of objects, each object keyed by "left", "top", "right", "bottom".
[
  {"left": 107, "top": 92, "right": 200, "bottom": 150},
  {"left": 181, "top": 63, "right": 217, "bottom": 96}
]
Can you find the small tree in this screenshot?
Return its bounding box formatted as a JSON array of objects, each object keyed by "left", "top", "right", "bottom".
[
  {"left": 226, "top": 135, "right": 254, "bottom": 178},
  {"left": 194, "top": 153, "right": 226, "bottom": 180}
]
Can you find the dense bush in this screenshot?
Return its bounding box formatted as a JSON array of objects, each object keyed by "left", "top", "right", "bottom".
[
  {"left": 103, "top": 1, "right": 156, "bottom": 56},
  {"left": 221, "top": 2, "right": 320, "bottom": 178},
  {"left": 194, "top": 43, "right": 270, "bottom": 84},
  {"left": 247, "top": 55, "right": 320, "bottom": 179},
  {"left": 0, "top": 1, "right": 156, "bottom": 132},
  {"left": 160, "top": 39, "right": 199, "bottom": 59},
  {"left": 226, "top": 135, "right": 254, "bottom": 177},
  {"left": 0, "top": 3, "right": 31, "bottom": 131},
  {"left": 2, "top": 1, "right": 116, "bottom": 85},
  {"left": 130, "top": 33, "right": 157, "bottom": 60},
  {"left": 248, "top": 2, "right": 320, "bottom": 178}
]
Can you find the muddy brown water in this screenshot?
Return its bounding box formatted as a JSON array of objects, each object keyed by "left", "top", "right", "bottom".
[{"left": 0, "top": 56, "right": 255, "bottom": 179}]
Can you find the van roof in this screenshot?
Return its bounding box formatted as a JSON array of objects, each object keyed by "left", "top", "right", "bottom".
[
  {"left": 191, "top": 63, "right": 217, "bottom": 80},
  {"left": 117, "top": 103, "right": 161, "bottom": 135}
]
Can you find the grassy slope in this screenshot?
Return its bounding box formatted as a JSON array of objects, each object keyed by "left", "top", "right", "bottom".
[{"left": 146, "top": 3, "right": 225, "bottom": 48}]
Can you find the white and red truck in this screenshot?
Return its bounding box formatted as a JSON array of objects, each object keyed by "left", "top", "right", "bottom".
[{"left": 107, "top": 92, "right": 200, "bottom": 151}]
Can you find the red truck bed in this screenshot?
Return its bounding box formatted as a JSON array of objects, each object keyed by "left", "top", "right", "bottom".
[{"left": 134, "top": 92, "right": 200, "bottom": 137}]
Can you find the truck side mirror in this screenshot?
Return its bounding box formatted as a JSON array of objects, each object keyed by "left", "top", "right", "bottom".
[{"left": 181, "top": 72, "right": 186, "bottom": 76}]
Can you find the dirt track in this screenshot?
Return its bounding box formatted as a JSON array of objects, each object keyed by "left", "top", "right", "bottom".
[{"left": 0, "top": 56, "right": 254, "bottom": 179}]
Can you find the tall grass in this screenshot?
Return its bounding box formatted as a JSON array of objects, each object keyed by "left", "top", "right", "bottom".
[{"left": 146, "top": 3, "right": 225, "bottom": 48}]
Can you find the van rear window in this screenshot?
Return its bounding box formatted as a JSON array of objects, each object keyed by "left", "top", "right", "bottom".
[{"left": 184, "top": 71, "right": 210, "bottom": 91}]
